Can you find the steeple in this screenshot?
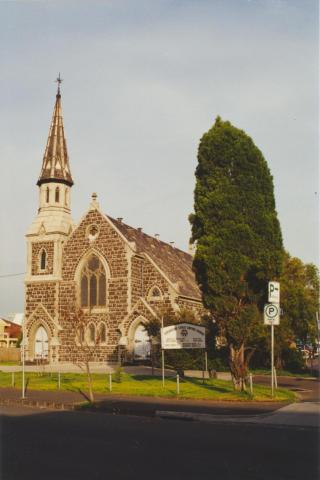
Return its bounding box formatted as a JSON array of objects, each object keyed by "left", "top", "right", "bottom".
[{"left": 37, "top": 74, "right": 73, "bottom": 187}]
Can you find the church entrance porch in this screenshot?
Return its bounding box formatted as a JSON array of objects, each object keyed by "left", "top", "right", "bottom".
[
  {"left": 34, "top": 325, "right": 49, "bottom": 361},
  {"left": 133, "top": 325, "right": 151, "bottom": 361}
]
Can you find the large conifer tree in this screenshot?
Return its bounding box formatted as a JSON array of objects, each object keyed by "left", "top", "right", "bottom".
[{"left": 190, "top": 117, "right": 284, "bottom": 388}]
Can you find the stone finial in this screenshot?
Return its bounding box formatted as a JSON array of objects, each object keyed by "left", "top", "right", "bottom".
[{"left": 89, "top": 192, "right": 100, "bottom": 210}]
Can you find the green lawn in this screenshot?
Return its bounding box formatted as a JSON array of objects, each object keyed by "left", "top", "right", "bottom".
[
  {"left": 0, "top": 361, "right": 19, "bottom": 366},
  {"left": 0, "top": 371, "right": 295, "bottom": 402}
]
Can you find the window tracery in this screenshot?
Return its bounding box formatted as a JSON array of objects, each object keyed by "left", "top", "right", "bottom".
[{"left": 80, "top": 254, "right": 106, "bottom": 308}]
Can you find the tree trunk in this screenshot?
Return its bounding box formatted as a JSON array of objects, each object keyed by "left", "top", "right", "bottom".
[
  {"left": 85, "top": 361, "right": 94, "bottom": 403},
  {"left": 229, "top": 344, "right": 247, "bottom": 391}
]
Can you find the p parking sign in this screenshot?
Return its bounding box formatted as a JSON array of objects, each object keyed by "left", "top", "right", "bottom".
[
  {"left": 268, "top": 281, "right": 280, "bottom": 303},
  {"left": 264, "top": 303, "right": 280, "bottom": 325}
]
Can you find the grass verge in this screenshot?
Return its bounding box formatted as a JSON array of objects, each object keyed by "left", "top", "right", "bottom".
[{"left": 0, "top": 372, "right": 295, "bottom": 402}]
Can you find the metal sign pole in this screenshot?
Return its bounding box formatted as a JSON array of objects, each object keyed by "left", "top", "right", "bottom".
[
  {"left": 271, "top": 323, "right": 274, "bottom": 397},
  {"left": 162, "top": 350, "right": 165, "bottom": 388},
  {"left": 22, "top": 320, "right": 25, "bottom": 399}
]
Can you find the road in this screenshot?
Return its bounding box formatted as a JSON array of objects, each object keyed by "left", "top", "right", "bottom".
[{"left": 1, "top": 405, "right": 319, "bottom": 480}]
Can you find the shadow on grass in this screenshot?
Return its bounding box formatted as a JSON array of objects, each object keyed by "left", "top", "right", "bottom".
[{"left": 185, "top": 376, "right": 246, "bottom": 396}]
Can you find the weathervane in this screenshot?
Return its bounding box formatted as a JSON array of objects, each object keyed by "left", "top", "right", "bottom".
[{"left": 55, "top": 73, "right": 63, "bottom": 95}]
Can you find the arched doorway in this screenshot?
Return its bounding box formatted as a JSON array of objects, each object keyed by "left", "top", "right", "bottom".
[
  {"left": 34, "top": 326, "right": 49, "bottom": 360},
  {"left": 133, "top": 325, "right": 151, "bottom": 360}
]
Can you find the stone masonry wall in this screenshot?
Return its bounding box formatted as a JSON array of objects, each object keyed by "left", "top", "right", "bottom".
[
  {"left": 25, "top": 282, "right": 56, "bottom": 319},
  {"left": 31, "top": 241, "right": 54, "bottom": 275},
  {"left": 59, "top": 210, "right": 129, "bottom": 363}
]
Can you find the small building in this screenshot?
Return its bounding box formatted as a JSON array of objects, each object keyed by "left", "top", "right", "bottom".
[
  {"left": 24, "top": 83, "right": 204, "bottom": 366},
  {"left": 0, "top": 317, "right": 21, "bottom": 348}
]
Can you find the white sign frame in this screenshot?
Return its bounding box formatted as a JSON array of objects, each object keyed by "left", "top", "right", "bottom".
[
  {"left": 264, "top": 303, "right": 280, "bottom": 325},
  {"left": 161, "top": 323, "right": 206, "bottom": 350},
  {"left": 268, "top": 281, "right": 280, "bottom": 304}
]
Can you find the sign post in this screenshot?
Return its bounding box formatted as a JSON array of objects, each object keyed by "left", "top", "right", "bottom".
[
  {"left": 22, "top": 318, "right": 26, "bottom": 399},
  {"left": 160, "top": 322, "right": 206, "bottom": 385},
  {"left": 265, "top": 281, "right": 281, "bottom": 396},
  {"left": 161, "top": 317, "right": 165, "bottom": 388}
]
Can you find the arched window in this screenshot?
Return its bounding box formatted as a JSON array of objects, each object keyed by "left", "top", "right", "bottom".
[
  {"left": 65, "top": 188, "right": 68, "bottom": 206},
  {"left": 46, "top": 187, "right": 50, "bottom": 203},
  {"left": 78, "top": 326, "right": 85, "bottom": 344},
  {"left": 148, "top": 286, "right": 162, "bottom": 300},
  {"left": 98, "top": 323, "right": 107, "bottom": 343},
  {"left": 88, "top": 323, "right": 95, "bottom": 344},
  {"left": 55, "top": 187, "right": 60, "bottom": 203},
  {"left": 80, "top": 254, "right": 107, "bottom": 308},
  {"left": 40, "top": 249, "right": 46, "bottom": 270}
]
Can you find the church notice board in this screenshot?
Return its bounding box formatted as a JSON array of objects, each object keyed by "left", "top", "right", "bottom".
[{"left": 161, "top": 323, "right": 206, "bottom": 350}]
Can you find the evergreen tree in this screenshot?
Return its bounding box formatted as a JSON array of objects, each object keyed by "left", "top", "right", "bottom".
[{"left": 190, "top": 117, "right": 284, "bottom": 389}]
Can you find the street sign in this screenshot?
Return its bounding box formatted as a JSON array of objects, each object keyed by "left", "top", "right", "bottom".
[
  {"left": 264, "top": 303, "right": 280, "bottom": 325},
  {"left": 161, "top": 323, "right": 206, "bottom": 349},
  {"left": 268, "top": 281, "right": 280, "bottom": 303}
]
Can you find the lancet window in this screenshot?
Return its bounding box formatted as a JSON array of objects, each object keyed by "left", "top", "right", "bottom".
[
  {"left": 80, "top": 254, "right": 106, "bottom": 308},
  {"left": 40, "top": 249, "right": 47, "bottom": 270}
]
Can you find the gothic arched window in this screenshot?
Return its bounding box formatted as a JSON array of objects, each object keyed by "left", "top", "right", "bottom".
[
  {"left": 148, "top": 286, "right": 162, "bottom": 300},
  {"left": 80, "top": 254, "right": 107, "bottom": 308},
  {"left": 46, "top": 187, "right": 50, "bottom": 203},
  {"left": 40, "top": 249, "right": 47, "bottom": 270},
  {"left": 55, "top": 187, "right": 60, "bottom": 203},
  {"left": 98, "top": 323, "right": 107, "bottom": 344},
  {"left": 88, "top": 323, "right": 95, "bottom": 344}
]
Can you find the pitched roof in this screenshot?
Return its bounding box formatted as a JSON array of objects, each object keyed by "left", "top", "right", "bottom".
[
  {"left": 37, "top": 90, "right": 73, "bottom": 187},
  {"left": 108, "top": 216, "right": 202, "bottom": 300}
]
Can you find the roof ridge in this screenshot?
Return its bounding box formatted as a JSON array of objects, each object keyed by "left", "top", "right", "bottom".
[{"left": 107, "top": 215, "right": 191, "bottom": 257}]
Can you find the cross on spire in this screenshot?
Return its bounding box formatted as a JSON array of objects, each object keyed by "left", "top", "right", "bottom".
[{"left": 55, "top": 73, "right": 63, "bottom": 95}]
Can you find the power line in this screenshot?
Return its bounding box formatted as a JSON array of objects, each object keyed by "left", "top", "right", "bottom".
[{"left": 0, "top": 272, "right": 26, "bottom": 278}]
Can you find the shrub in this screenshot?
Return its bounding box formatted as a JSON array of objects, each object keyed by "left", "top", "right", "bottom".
[{"left": 113, "top": 366, "right": 123, "bottom": 383}]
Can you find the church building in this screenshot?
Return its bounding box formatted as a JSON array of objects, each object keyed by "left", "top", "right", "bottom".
[{"left": 24, "top": 83, "right": 204, "bottom": 366}]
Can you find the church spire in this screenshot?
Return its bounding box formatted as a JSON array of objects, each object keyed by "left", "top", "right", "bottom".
[{"left": 37, "top": 75, "right": 73, "bottom": 187}]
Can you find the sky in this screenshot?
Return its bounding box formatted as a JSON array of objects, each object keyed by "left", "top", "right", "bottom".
[{"left": 0, "top": 0, "right": 318, "bottom": 316}]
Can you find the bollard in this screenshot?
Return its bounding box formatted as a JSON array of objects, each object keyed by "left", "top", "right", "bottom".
[
  {"left": 249, "top": 373, "right": 253, "bottom": 395},
  {"left": 12, "top": 372, "right": 15, "bottom": 388},
  {"left": 273, "top": 367, "right": 278, "bottom": 389},
  {"left": 109, "top": 372, "right": 112, "bottom": 392},
  {"left": 58, "top": 372, "right": 61, "bottom": 390},
  {"left": 176, "top": 374, "right": 180, "bottom": 395}
]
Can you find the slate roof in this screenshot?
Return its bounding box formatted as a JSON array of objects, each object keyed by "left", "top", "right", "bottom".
[{"left": 108, "top": 216, "right": 202, "bottom": 300}]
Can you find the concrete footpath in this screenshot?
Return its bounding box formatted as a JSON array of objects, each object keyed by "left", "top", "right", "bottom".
[{"left": 157, "top": 402, "right": 320, "bottom": 428}]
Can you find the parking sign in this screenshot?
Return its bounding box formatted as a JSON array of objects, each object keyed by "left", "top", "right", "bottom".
[{"left": 268, "top": 281, "right": 280, "bottom": 303}]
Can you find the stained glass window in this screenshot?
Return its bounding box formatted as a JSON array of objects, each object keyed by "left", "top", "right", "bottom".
[
  {"left": 80, "top": 254, "right": 106, "bottom": 308},
  {"left": 81, "top": 276, "right": 88, "bottom": 306}
]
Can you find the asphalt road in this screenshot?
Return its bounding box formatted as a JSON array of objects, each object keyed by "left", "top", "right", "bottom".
[{"left": 1, "top": 405, "right": 319, "bottom": 480}]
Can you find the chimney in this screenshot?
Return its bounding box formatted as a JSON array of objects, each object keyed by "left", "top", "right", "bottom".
[
  {"left": 117, "top": 217, "right": 123, "bottom": 223},
  {"left": 170, "top": 241, "right": 175, "bottom": 248},
  {"left": 137, "top": 227, "right": 142, "bottom": 232},
  {"left": 155, "top": 234, "right": 160, "bottom": 241}
]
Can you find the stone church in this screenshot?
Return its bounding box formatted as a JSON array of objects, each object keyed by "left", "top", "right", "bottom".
[{"left": 24, "top": 84, "right": 204, "bottom": 365}]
